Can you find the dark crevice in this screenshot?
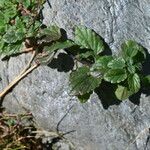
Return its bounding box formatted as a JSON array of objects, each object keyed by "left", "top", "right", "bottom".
[
  {"left": 42, "top": 105, "right": 75, "bottom": 150},
  {"left": 46, "top": 0, "right": 52, "bottom": 9},
  {"left": 144, "top": 129, "right": 150, "bottom": 150}
]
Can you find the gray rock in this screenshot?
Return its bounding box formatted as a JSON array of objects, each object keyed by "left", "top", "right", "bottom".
[{"left": 0, "top": 0, "right": 150, "bottom": 149}]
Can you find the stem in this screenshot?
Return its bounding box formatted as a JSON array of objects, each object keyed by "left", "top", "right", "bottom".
[
  {"left": 20, "top": 47, "right": 34, "bottom": 53},
  {"left": 0, "top": 64, "right": 39, "bottom": 99},
  {"left": 0, "top": 51, "right": 37, "bottom": 100},
  {"left": 20, "top": 51, "right": 36, "bottom": 75}
]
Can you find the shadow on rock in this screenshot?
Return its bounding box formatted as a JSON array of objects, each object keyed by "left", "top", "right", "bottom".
[
  {"left": 142, "top": 48, "right": 150, "bottom": 76},
  {"left": 95, "top": 81, "right": 121, "bottom": 109},
  {"left": 129, "top": 90, "right": 141, "bottom": 106},
  {"left": 48, "top": 53, "right": 74, "bottom": 72},
  {"left": 140, "top": 49, "right": 150, "bottom": 98}
]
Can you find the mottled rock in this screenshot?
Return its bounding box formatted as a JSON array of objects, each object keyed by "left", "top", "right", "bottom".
[{"left": 0, "top": 0, "right": 150, "bottom": 150}]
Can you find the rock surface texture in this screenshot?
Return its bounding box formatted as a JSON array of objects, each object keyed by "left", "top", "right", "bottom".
[{"left": 1, "top": 0, "right": 150, "bottom": 150}]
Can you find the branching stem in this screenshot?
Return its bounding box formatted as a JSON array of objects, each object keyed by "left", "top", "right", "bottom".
[
  {"left": 0, "top": 63, "right": 39, "bottom": 99},
  {"left": 20, "top": 51, "right": 36, "bottom": 75}
]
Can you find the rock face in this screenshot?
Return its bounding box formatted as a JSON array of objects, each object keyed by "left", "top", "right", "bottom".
[{"left": 0, "top": 0, "right": 150, "bottom": 150}]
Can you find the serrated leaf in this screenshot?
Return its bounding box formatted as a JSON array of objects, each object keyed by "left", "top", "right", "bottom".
[
  {"left": 134, "top": 63, "right": 142, "bottom": 71},
  {"left": 115, "top": 85, "right": 131, "bottom": 100},
  {"left": 15, "top": 17, "right": 25, "bottom": 31},
  {"left": 4, "top": 4, "right": 17, "bottom": 21},
  {"left": 16, "top": 30, "right": 25, "bottom": 39},
  {"left": 3, "top": 31, "right": 18, "bottom": 43},
  {"left": 39, "top": 25, "right": 61, "bottom": 42},
  {"left": 3, "top": 29, "right": 24, "bottom": 44},
  {"left": 38, "top": 41, "right": 75, "bottom": 65},
  {"left": 108, "top": 57, "right": 125, "bottom": 69},
  {"left": 104, "top": 69, "right": 127, "bottom": 83},
  {"left": 22, "top": 0, "right": 31, "bottom": 8},
  {"left": 0, "top": 39, "right": 5, "bottom": 51},
  {"left": 0, "top": 0, "right": 5, "bottom": 7},
  {"left": 77, "top": 51, "right": 94, "bottom": 59},
  {"left": 128, "top": 73, "right": 140, "bottom": 93},
  {"left": 126, "top": 58, "right": 136, "bottom": 73},
  {"left": 74, "top": 26, "right": 104, "bottom": 55},
  {"left": 70, "top": 66, "right": 101, "bottom": 95},
  {"left": 0, "top": 42, "right": 4, "bottom": 50},
  {"left": 91, "top": 56, "right": 113, "bottom": 72},
  {"left": 77, "top": 92, "right": 92, "bottom": 103},
  {"left": 2, "top": 42, "right": 24, "bottom": 56},
  {"left": 127, "top": 65, "right": 136, "bottom": 74},
  {"left": 0, "top": 25, "right": 5, "bottom": 35},
  {"left": 0, "top": 13, "right": 6, "bottom": 33},
  {"left": 26, "top": 21, "right": 41, "bottom": 37},
  {"left": 45, "top": 40, "right": 75, "bottom": 53},
  {"left": 121, "top": 40, "right": 141, "bottom": 58}
]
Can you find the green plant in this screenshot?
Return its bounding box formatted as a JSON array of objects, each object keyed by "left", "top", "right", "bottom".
[
  {"left": 0, "top": 0, "right": 74, "bottom": 98},
  {"left": 0, "top": 1, "right": 149, "bottom": 103},
  {"left": 69, "top": 27, "right": 150, "bottom": 102},
  {"left": 0, "top": 0, "right": 45, "bottom": 57}
]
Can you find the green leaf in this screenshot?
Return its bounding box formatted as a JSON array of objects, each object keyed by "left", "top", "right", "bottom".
[
  {"left": 0, "top": 26, "right": 5, "bottom": 35},
  {"left": 0, "top": 12, "right": 7, "bottom": 34},
  {"left": 22, "top": 0, "right": 31, "bottom": 8},
  {"left": 15, "top": 17, "right": 25, "bottom": 31},
  {"left": 77, "top": 51, "right": 94, "bottom": 59},
  {"left": 115, "top": 85, "right": 131, "bottom": 100},
  {"left": 45, "top": 40, "right": 75, "bottom": 53},
  {"left": 70, "top": 66, "right": 101, "bottom": 95},
  {"left": 3, "top": 31, "right": 18, "bottom": 43},
  {"left": 127, "top": 65, "right": 136, "bottom": 74},
  {"left": 107, "top": 57, "right": 125, "bottom": 69},
  {"left": 3, "top": 29, "right": 24, "bottom": 44},
  {"left": 128, "top": 73, "right": 140, "bottom": 93},
  {"left": 121, "top": 40, "right": 142, "bottom": 58},
  {"left": 4, "top": 4, "right": 17, "bottom": 21},
  {"left": 74, "top": 26, "right": 104, "bottom": 55},
  {"left": 0, "top": 38, "right": 5, "bottom": 50},
  {"left": 126, "top": 58, "right": 136, "bottom": 73},
  {"left": 91, "top": 56, "right": 113, "bottom": 72},
  {"left": 0, "top": 0, "right": 5, "bottom": 7},
  {"left": 38, "top": 40, "right": 74, "bottom": 65},
  {"left": 137, "top": 45, "right": 146, "bottom": 59},
  {"left": 104, "top": 69, "right": 127, "bottom": 83},
  {"left": 26, "top": 21, "right": 41, "bottom": 37},
  {"left": 16, "top": 30, "right": 25, "bottom": 40},
  {"left": 134, "top": 63, "right": 142, "bottom": 71},
  {"left": 39, "top": 25, "right": 61, "bottom": 42},
  {"left": 77, "top": 92, "right": 92, "bottom": 103},
  {"left": 2, "top": 42, "right": 24, "bottom": 56}
]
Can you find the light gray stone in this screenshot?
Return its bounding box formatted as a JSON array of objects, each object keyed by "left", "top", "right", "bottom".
[{"left": 0, "top": 0, "right": 150, "bottom": 149}]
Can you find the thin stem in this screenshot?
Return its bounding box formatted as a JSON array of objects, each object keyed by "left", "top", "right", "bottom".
[
  {"left": 0, "top": 64, "right": 39, "bottom": 99},
  {"left": 20, "top": 51, "right": 36, "bottom": 75},
  {"left": 20, "top": 47, "right": 34, "bottom": 53}
]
